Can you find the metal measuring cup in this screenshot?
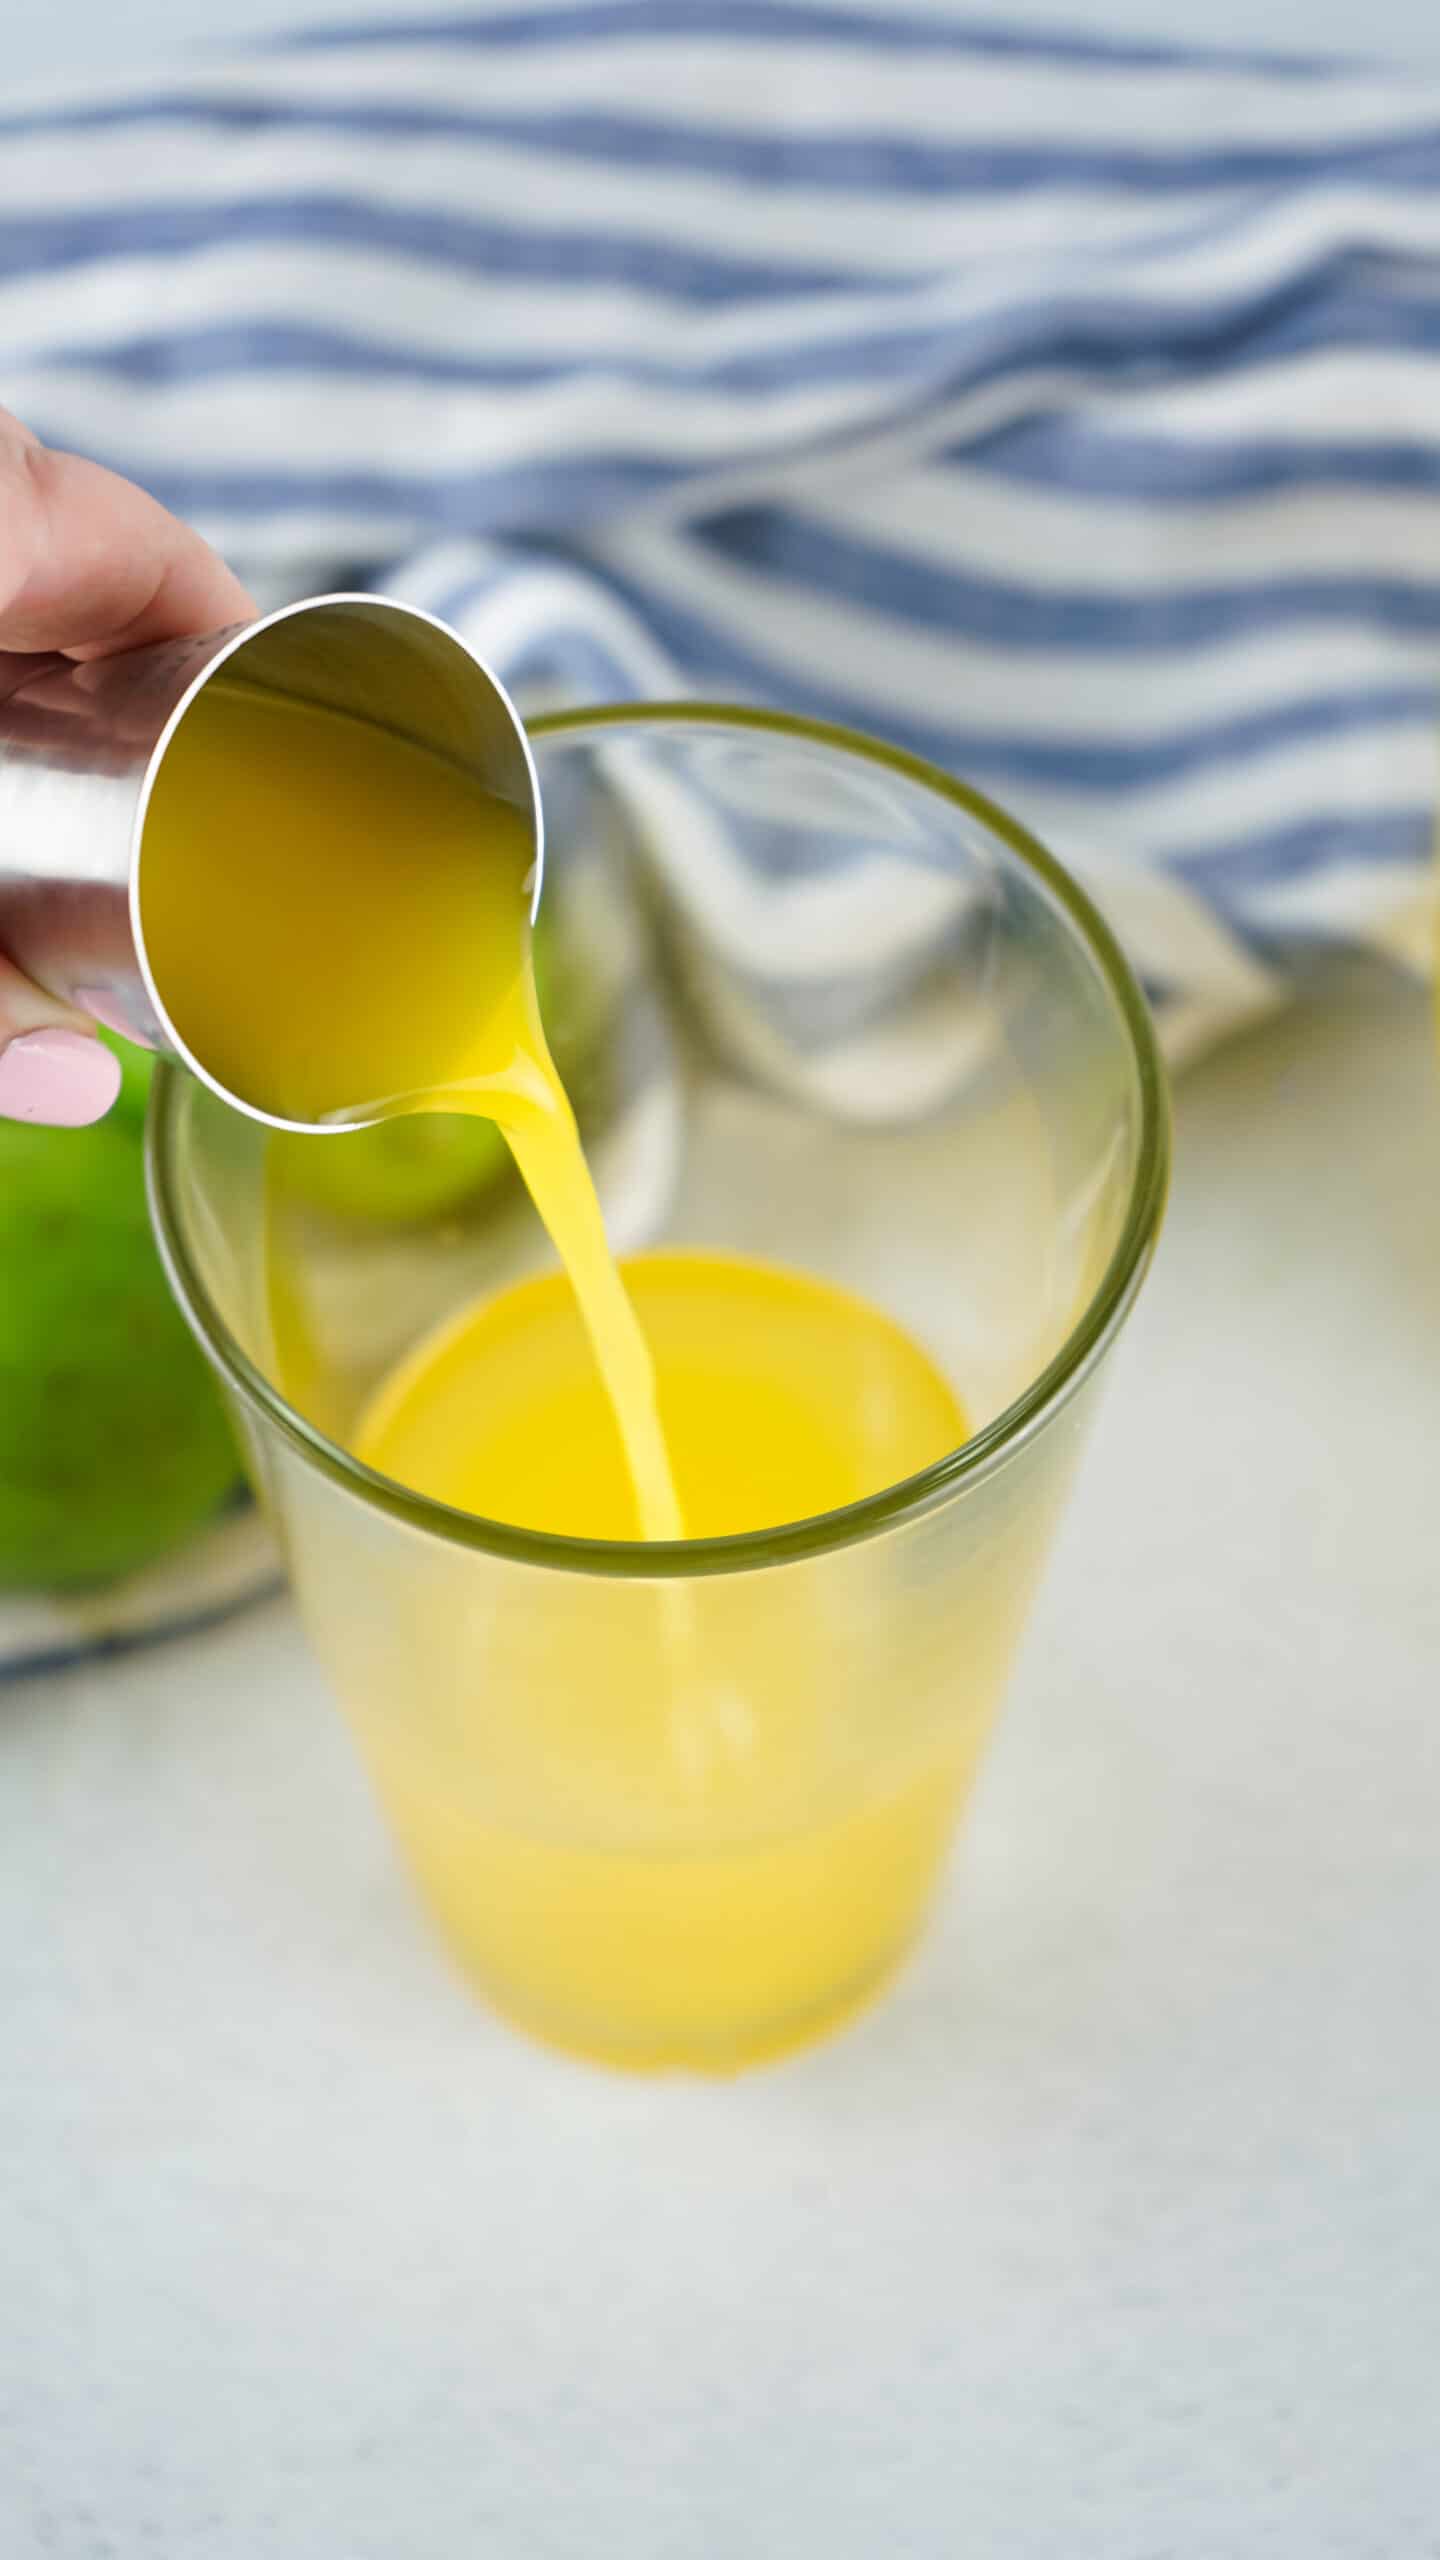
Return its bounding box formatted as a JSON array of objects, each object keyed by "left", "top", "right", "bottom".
[{"left": 0, "top": 593, "right": 542, "bottom": 1132}]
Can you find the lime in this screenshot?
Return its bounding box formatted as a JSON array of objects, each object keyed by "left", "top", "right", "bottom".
[
  {"left": 0, "top": 1104, "right": 240, "bottom": 1590},
  {"left": 269, "top": 1109, "right": 511, "bottom": 1226}
]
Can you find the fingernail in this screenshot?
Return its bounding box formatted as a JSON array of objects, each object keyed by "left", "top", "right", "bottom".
[
  {"left": 0, "top": 1027, "right": 123, "bottom": 1126},
  {"left": 75, "top": 987, "right": 155, "bottom": 1048}
]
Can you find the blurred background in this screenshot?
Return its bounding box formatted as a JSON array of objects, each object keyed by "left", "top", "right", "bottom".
[{"left": 18, "top": 0, "right": 1440, "bottom": 80}]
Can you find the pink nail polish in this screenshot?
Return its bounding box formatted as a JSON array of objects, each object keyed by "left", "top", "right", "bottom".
[{"left": 0, "top": 1028, "right": 123, "bottom": 1127}]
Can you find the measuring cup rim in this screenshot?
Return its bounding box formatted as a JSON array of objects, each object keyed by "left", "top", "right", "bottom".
[{"left": 130, "top": 589, "right": 543, "bottom": 1134}]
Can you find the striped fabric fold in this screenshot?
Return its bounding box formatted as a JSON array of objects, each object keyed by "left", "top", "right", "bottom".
[{"left": 3, "top": 0, "right": 1438, "bottom": 1667}]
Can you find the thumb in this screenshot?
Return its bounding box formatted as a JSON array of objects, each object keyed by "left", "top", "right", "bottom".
[{"left": 0, "top": 952, "right": 122, "bottom": 1125}]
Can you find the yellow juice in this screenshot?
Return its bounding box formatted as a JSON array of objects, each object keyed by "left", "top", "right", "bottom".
[
  {"left": 142, "top": 690, "right": 977, "bottom": 2065},
  {"left": 356, "top": 1249, "right": 965, "bottom": 1543},
  {"left": 350, "top": 1247, "right": 974, "bottom": 2063}
]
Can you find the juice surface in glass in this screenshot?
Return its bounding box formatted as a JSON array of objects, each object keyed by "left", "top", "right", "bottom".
[{"left": 141, "top": 691, "right": 979, "bottom": 2065}]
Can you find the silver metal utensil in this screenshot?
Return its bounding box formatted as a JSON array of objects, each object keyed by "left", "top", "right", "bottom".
[{"left": 0, "top": 592, "right": 541, "bottom": 1133}]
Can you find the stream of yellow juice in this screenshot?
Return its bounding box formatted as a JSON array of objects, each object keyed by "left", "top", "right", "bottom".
[
  {"left": 140, "top": 688, "right": 974, "bottom": 2064},
  {"left": 141, "top": 681, "right": 680, "bottom": 1539}
]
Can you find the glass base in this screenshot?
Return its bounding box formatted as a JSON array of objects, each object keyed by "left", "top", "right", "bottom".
[
  {"left": 370, "top": 1745, "right": 969, "bottom": 2078},
  {"left": 452, "top": 1928, "right": 923, "bottom": 2076}
]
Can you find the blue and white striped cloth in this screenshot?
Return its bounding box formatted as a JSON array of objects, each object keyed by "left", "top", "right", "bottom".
[{"left": 4, "top": 0, "right": 1440, "bottom": 1670}]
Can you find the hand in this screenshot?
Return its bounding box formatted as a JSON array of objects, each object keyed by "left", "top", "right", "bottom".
[{"left": 0, "top": 409, "right": 252, "bottom": 1126}]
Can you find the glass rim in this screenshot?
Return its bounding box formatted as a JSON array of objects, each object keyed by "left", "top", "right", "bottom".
[{"left": 147, "top": 701, "right": 1170, "bottom": 1581}]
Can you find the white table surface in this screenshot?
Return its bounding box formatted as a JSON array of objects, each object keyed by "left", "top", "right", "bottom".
[{"left": 4, "top": 964, "right": 1440, "bottom": 2559}]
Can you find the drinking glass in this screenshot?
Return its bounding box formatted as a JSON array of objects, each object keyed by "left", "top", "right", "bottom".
[{"left": 149, "top": 708, "right": 1168, "bottom": 2071}]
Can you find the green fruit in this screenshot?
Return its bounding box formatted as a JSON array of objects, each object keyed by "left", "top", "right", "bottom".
[
  {"left": 0, "top": 1107, "right": 240, "bottom": 1590},
  {"left": 269, "top": 1109, "right": 511, "bottom": 1226}
]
